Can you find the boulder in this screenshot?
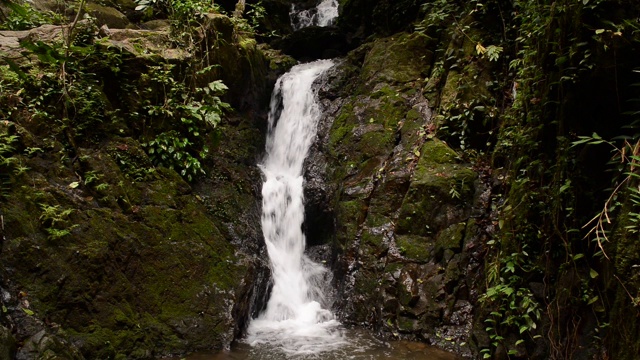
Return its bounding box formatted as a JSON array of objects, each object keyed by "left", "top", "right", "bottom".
[{"left": 85, "top": 3, "right": 131, "bottom": 29}]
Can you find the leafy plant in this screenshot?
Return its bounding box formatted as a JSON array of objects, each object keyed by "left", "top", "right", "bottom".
[
  {"left": 145, "top": 130, "right": 204, "bottom": 181},
  {"left": 571, "top": 131, "right": 640, "bottom": 258},
  {"left": 140, "top": 63, "right": 230, "bottom": 181},
  {"left": 0, "top": 0, "right": 64, "bottom": 31},
  {"left": 480, "top": 247, "right": 542, "bottom": 357},
  {"left": 39, "top": 203, "right": 77, "bottom": 240}
]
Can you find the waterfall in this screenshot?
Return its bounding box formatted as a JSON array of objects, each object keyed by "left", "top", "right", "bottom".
[
  {"left": 245, "top": 60, "right": 344, "bottom": 355},
  {"left": 291, "top": 0, "right": 339, "bottom": 30}
]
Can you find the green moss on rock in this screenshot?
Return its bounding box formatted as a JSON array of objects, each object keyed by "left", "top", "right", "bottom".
[
  {"left": 435, "top": 222, "right": 466, "bottom": 253},
  {"left": 360, "top": 32, "right": 434, "bottom": 87},
  {"left": 397, "top": 235, "right": 434, "bottom": 261},
  {"left": 396, "top": 140, "right": 476, "bottom": 236},
  {"left": 0, "top": 326, "right": 16, "bottom": 360}
]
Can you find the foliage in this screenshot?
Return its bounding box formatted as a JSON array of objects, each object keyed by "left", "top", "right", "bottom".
[
  {"left": 571, "top": 133, "right": 640, "bottom": 257},
  {"left": 140, "top": 63, "right": 230, "bottom": 181},
  {"left": 39, "top": 203, "right": 78, "bottom": 240},
  {"left": 1, "top": 38, "right": 118, "bottom": 144},
  {"left": 480, "top": 244, "right": 542, "bottom": 357},
  {"left": 0, "top": 128, "right": 19, "bottom": 197},
  {"left": 134, "top": 0, "right": 222, "bottom": 40},
  {"left": 477, "top": 0, "right": 640, "bottom": 356},
  {"left": 0, "top": 0, "right": 64, "bottom": 30},
  {"left": 145, "top": 131, "right": 205, "bottom": 180},
  {"left": 0, "top": 131, "right": 18, "bottom": 167},
  {"left": 1, "top": 14, "right": 230, "bottom": 182},
  {"left": 416, "top": 0, "right": 504, "bottom": 62}
]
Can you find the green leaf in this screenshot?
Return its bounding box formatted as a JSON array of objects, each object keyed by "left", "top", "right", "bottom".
[
  {"left": 208, "top": 80, "right": 228, "bottom": 93},
  {"left": 22, "top": 308, "right": 34, "bottom": 316},
  {"left": 559, "top": 179, "right": 571, "bottom": 194},
  {"left": 572, "top": 253, "right": 585, "bottom": 261},
  {"left": 519, "top": 325, "right": 528, "bottom": 334},
  {"left": 590, "top": 268, "right": 599, "bottom": 279}
]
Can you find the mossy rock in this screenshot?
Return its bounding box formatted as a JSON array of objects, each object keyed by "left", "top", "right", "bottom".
[
  {"left": 15, "top": 330, "right": 83, "bottom": 360},
  {"left": 360, "top": 32, "right": 434, "bottom": 88},
  {"left": 140, "top": 19, "right": 170, "bottom": 30},
  {"left": 397, "top": 315, "right": 420, "bottom": 333},
  {"left": 259, "top": 44, "right": 297, "bottom": 72},
  {"left": 85, "top": 3, "right": 131, "bottom": 29},
  {"left": 0, "top": 144, "right": 249, "bottom": 358},
  {"left": 396, "top": 139, "right": 476, "bottom": 236},
  {"left": 335, "top": 200, "right": 366, "bottom": 240},
  {"left": 397, "top": 235, "right": 434, "bottom": 262},
  {"left": 368, "top": 172, "right": 411, "bottom": 217},
  {"left": 435, "top": 222, "right": 466, "bottom": 253},
  {"left": 0, "top": 326, "right": 16, "bottom": 360},
  {"left": 328, "top": 89, "right": 409, "bottom": 167}
]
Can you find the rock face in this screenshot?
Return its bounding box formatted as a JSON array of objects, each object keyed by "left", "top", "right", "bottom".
[
  {"left": 0, "top": 13, "right": 285, "bottom": 359},
  {"left": 308, "top": 32, "right": 490, "bottom": 357},
  {"left": 275, "top": 25, "right": 349, "bottom": 60}
]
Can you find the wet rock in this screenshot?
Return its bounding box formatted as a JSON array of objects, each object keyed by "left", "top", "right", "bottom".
[{"left": 15, "top": 329, "right": 82, "bottom": 360}]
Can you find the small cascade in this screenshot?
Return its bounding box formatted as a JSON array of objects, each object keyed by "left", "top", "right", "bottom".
[
  {"left": 290, "top": 0, "right": 339, "bottom": 30},
  {"left": 245, "top": 60, "right": 345, "bottom": 355}
]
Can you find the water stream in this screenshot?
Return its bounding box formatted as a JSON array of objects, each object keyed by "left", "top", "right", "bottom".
[{"left": 243, "top": 5, "right": 344, "bottom": 356}]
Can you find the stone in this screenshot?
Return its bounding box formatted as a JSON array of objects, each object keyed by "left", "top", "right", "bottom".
[
  {"left": 140, "top": 19, "right": 171, "bottom": 31},
  {"left": 85, "top": 3, "right": 131, "bottom": 29}
]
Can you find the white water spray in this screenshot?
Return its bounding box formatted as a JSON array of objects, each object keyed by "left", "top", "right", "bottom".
[
  {"left": 291, "top": 0, "right": 339, "bottom": 30},
  {"left": 246, "top": 60, "right": 345, "bottom": 355}
]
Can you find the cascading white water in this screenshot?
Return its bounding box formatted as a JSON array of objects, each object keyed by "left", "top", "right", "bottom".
[
  {"left": 245, "top": 60, "right": 345, "bottom": 355},
  {"left": 291, "top": 0, "right": 339, "bottom": 30},
  {"left": 315, "top": 0, "right": 339, "bottom": 26}
]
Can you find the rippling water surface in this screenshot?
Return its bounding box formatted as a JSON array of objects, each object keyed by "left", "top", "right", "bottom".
[{"left": 180, "top": 329, "right": 461, "bottom": 360}]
